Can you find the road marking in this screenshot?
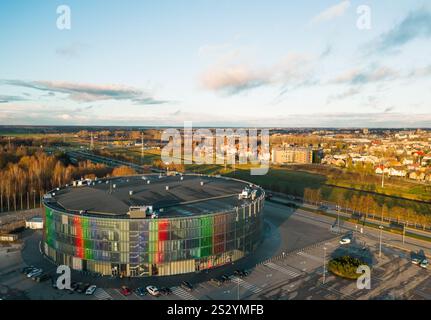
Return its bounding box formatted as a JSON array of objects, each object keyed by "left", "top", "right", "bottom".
[
  {"left": 231, "top": 276, "right": 262, "bottom": 294},
  {"left": 171, "top": 287, "right": 197, "bottom": 300},
  {"left": 297, "top": 251, "right": 322, "bottom": 263},
  {"left": 264, "top": 262, "right": 301, "bottom": 278},
  {"left": 94, "top": 288, "right": 113, "bottom": 300}
]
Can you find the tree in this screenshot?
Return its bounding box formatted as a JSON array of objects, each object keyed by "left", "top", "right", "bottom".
[{"left": 111, "top": 166, "right": 137, "bottom": 177}]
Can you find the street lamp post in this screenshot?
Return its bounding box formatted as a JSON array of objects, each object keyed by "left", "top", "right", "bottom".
[
  {"left": 323, "top": 247, "right": 327, "bottom": 284},
  {"left": 379, "top": 225, "right": 384, "bottom": 258},
  {"left": 402, "top": 222, "right": 406, "bottom": 244}
]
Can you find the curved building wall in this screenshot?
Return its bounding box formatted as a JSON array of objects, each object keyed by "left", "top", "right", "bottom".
[{"left": 43, "top": 192, "right": 264, "bottom": 277}]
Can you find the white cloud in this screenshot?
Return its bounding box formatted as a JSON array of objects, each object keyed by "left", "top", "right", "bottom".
[
  {"left": 332, "top": 66, "right": 398, "bottom": 85},
  {"left": 200, "top": 52, "right": 316, "bottom": 95},
  {"left": 311, "top": 1, "right": 351, "bottom": 25}
]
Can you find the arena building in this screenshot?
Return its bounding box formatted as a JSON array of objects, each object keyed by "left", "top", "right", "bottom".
[{"left": 42, "top": 174, "right": 265, "bottom": 277}]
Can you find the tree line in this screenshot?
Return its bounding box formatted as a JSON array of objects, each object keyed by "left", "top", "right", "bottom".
[{"left": 0, "top": 145, "right": 137, "bottom": 213}]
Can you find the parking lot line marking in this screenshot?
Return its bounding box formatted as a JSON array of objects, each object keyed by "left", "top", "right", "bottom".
[
  {"left": 264, "top": 262, "right": 301, "bottom": 278},
  {"left": 94, "top": 288, "right": 113, "bottom": 300},
  {"left": 171, "top": 287, "right": 197, "bottom": 300},
  {"left": 297, "top": 251, "right": 322, "bottom": 263},
  {"left": 231, "top": 276, "right": 262, "bottom": 294}
]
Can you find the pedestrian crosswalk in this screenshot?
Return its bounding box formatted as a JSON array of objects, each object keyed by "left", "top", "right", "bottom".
[
  {"left": 171, "top": 287, "right": 197, "bottom": 300},
  {"left": 94, "top": 288, "right": 113, "bottom": 300},
  {"left": 263, "top": 262, "right": 300, "bottom": 278},
  {"left": 231, "top": 276, "right": 262, "bottom": 294},
  {"left": 297, "top": 251, "right": 321, "bottom": 263}
]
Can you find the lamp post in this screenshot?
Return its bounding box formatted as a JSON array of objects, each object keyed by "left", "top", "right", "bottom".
[
  {"left": 379, "top": 225, "right": 384, "bottom": 258},
  {"left": 323, "top": 247, "right": 327, "bottom": 284},
  {"left": 402, "top": 222, "right": 406, "bottom": 244}
]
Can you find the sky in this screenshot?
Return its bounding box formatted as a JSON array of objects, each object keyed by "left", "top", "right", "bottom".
[{"left": 0, "top": 0, "right": 430, "bottom": 127}]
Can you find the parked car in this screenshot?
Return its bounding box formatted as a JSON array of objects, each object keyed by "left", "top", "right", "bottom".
[
  {"left": 35, "top": 273, "right": 51, "bottom": 283},
  {"left": 70, "top": 282, "right": 79, "bottom": 291},
  {"left": 86, "top": 285, "right": 97, "bottom": 295},
  {"left": 234, "top": 269, "right": 248, "bottom": 277},
  {"left": 75, "top": 282, "right": 85, "bottom": 293},
  {"left": 146, "top": 285, "right": 160, "bottom": 297},
  {"left": 27, "top": 269, "right": 43, "bottom": 278},
  {"left": 339, "top": 238, "right": 351, "bottom": 245},
  {"left": 159, "top": 287, "right": 172, "bottom": 296},
  {"left": 31, "top": 270, "right": 44, "bottom": 280},
  {"left": 412, "top": 258, "right": 422, "bottom": 265},
  {"left": 420, "top": 259, "right": 429, "bottom": 269},
  {"left": 135, "top": 287, "right": 147, "bottom": 297},
  {"left": 181, "top": 281, "right": 193, "bottom": 292},
  {"left": 221, "top": 275, "right": 230, "bottom": 282},
  {"left": 52, "top": 278, "right": 58, "bottom": 289},
  {"left": 21, "top": 266, "right": 35, "bottom": 274},
  {"left": 120, "top": 286, "right": 132, "bottom": 296}
]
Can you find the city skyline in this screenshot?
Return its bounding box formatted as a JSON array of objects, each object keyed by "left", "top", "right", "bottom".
[{"left": 1, "top": 0, "right": 431, "bottom": 127}]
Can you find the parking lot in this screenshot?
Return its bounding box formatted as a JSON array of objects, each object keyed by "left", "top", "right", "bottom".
[{"left": 1, "top": 201, "right": 430, "bottom": 300}]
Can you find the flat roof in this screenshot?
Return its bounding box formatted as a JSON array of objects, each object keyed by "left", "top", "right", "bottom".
[{"left": 46, "top": 175, "right": 263, "bottom": 218}]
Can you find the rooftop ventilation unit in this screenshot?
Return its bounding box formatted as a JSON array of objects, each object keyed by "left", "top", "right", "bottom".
[
  {"left": 238, "top": 187, "right": 253, "bottom": 200},
  {"left": 128, "top": 205, "right": 154, "bottom": 219}
]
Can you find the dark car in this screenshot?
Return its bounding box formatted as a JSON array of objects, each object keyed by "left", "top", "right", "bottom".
[
  {"left": 135, "top": 287, "right": 147, "bottom": 297},
  {"left": 21, "top": 266, "right": 35, "bottom": 275},
  {"left": 180, "top": 281, "right": 193, "bottom": 292},
  {"left": 234, "top": 270, "right": 243, "bottom": 277},
  {"left": 265, "top": 193, "right": 273, "bottom": 200},
  {"left": 70, "top": 282, "right": 79, "bottom": 291},
  {"left": 159, "top": 287, "right": 172, "bottom": 296},
  {"left": 221, "top": 275, "right": 230, "bottom": 282},
  {"left": 51, "top": 278, "right": 59, "bottom": 289},
  {"left": 234, "top": 269, "right": 249, "bottom": 277},
  {"left": 76, "top": 282, "right": 88, "bottom": 293},
  {"left": 35, "top": 273, "right": 51, "bottom": 283}
]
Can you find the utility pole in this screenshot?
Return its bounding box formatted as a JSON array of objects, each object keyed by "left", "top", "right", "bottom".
[
  {"left": 237, "top": 277, "right": 240, "bottom": 301},
  {"left": 90, "top": 132, "right": 94, "bottom": 150},
  {"left": 141, "top": 132, "right": 144, "bottom": 161},
  {"left": 379, "top": 226, "right": 384, "bottom": 258},
  {"left": 323, "top": 247, "right": 327, "bottom": 284},
  {"left": 402, "top": 222, "right": 406, "bottom": 244}
]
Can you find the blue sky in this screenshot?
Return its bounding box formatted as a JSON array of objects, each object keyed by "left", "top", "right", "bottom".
[{"left": 0, "top": 0, "right": 430, "bottom": 127}]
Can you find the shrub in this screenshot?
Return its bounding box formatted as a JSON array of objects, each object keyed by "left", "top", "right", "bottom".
[{"left": 328, "top": 256, "right": 367, "bottom": 280}]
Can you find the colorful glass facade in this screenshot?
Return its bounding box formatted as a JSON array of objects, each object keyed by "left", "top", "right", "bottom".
[{"left": 42, "top": 190, "right": 265, "bottom": 277}]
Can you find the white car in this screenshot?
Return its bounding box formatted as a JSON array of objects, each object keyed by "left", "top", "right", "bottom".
[
  {"left": 420, "top": 259, "right": 429, "bottom": 269},
  {"left": 339, "top": 238, "right": 351, "bottom": 245},
  {"left": 412, "top": 258, "right": 421, "bottom": 265},
  {"left": 86, "top": 285, "right": 97, "bottom": 295},
  {"left": 146, "top": 286, "right": 160, "bottom": 296},
  {"left": 27, "top": 269, "right": 42, "bottom": 278}
]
